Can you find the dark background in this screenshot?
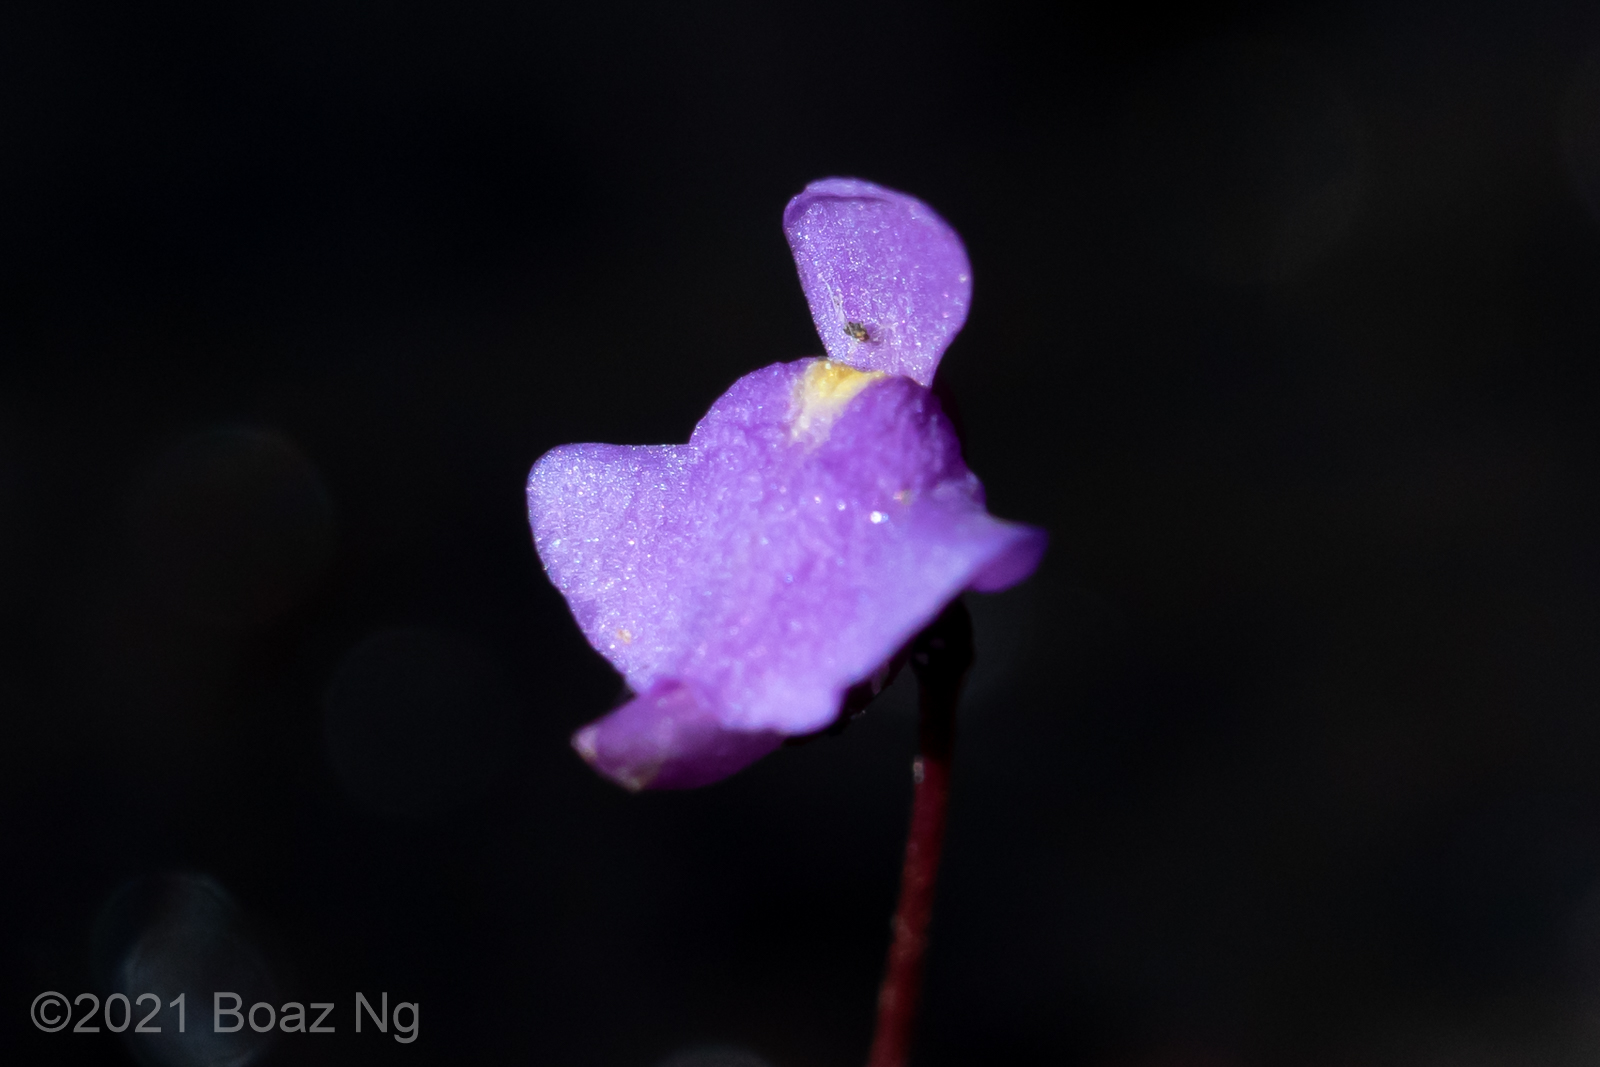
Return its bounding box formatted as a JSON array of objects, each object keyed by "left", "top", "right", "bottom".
[{"left": 7, "top": 1, "right": 1600, "bottom": 1064}]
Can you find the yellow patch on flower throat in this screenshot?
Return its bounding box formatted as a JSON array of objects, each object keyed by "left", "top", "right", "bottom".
[{"left": 790, "top": 360, "right": 886, "bottom": 441}]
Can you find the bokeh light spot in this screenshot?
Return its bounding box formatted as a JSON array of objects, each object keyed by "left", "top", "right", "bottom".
[
  {"left": 127, "top": 425, "right": 335, "bottom": 627},
  {"left": 93, "top": 872, "right": 278, "bottom": 1067},
  {"left": 653, "top": 1045, "right": 775, "bottom": 1067},
  {"left": 1562, "top": 45, "right": 1600, "bottom": 228},
  {"left": 1122, "top": 36, "right": 1366, "bottom": 284},
  {"left": 323, "top": 626, "right": 521, "bottom": 817}
]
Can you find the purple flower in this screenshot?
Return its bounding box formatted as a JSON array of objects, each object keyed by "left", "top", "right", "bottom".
[{"left": 527, "top": 178, "right": 1046, "bottom": 790}]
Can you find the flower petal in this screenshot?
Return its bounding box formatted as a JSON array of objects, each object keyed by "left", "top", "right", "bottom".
[
  {"left": 783, "top": 178, "right": 972, "bottom": 387},
  {"left": 527, "top": 442, "right": 697, "bottom": 688},
  {"left": 572, "top": 679, "right": 783, "bottom": 791},
  {"left": 530, "top": 359, "right": 1044, "bottom": 788},
  {"left": 968, "top": 523, "right": 1049, "bottom": 592}
]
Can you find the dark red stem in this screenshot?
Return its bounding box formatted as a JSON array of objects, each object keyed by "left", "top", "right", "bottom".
[{"left": 866, "top": 599, "right": 973, "bottom": 1067}]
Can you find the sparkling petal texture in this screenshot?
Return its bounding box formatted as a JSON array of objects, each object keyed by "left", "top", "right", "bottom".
[
  {"left": 783, "top": 178, "right": 972, "bottom": 387},
  {"left": 529, "top": 358, "right": 1046, "bottom": 790}
]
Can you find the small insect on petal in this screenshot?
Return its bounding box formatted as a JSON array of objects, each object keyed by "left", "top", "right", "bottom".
[{"left": 784, "top": 178, "right": 972, "bottom": 385}]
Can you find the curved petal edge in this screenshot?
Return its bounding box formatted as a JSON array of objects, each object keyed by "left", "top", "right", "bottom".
[{"left": 572, "top": 679, "right": 784, "bottom": 790}]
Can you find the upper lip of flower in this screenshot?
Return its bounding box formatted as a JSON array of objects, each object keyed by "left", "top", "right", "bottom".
[
  {"left": 526, "top": 178, "right": 1045, "bottom": 791},
  {"left": 782, "top": 177, "right": 973, "bottom": 388}
]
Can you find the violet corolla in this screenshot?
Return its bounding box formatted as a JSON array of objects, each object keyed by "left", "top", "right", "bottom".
[{"left": 527, "top": 178, "right": 1046, "bottom": 790}]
